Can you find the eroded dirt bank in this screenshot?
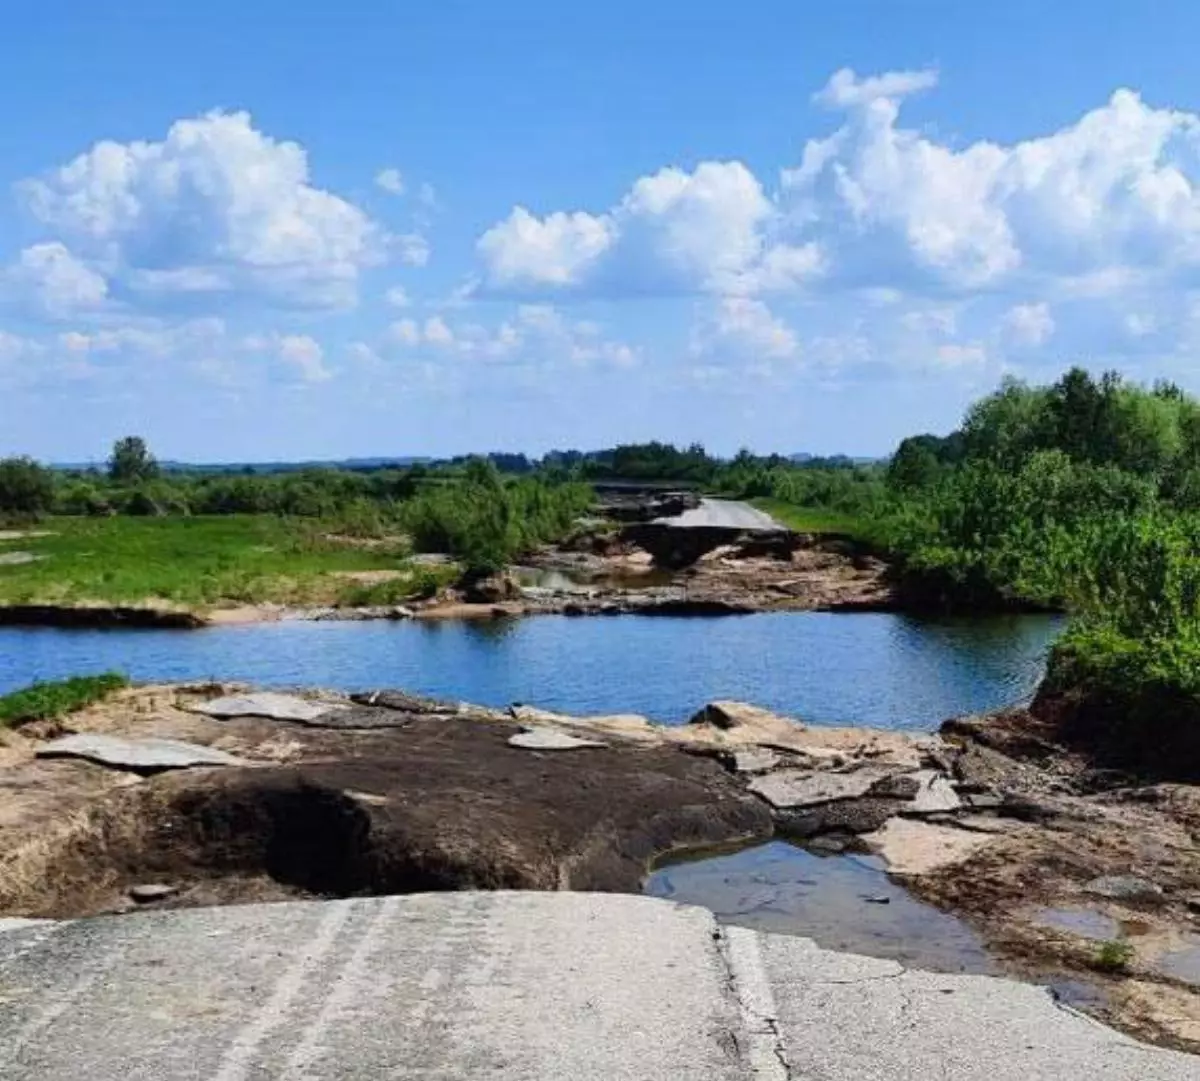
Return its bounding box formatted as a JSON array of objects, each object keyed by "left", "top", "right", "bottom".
[{"left": 1, "top": 683, "right": 1197, "bottom": 1052}]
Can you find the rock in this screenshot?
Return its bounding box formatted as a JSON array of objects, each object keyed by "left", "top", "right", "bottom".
[
  {"left": 461, "top": 572, "right": 520, "bottom": 604},
  {"left": 688, "top": 700, "right": 800, "bottom": 731},
  {"left": 963, "top": 792, "right": 1005, "bottom": 811},
  {"left": 862, "top": 818, "right": 996, "bottom": 876},
  {"left": 352, "top": 690, "right": 462, "bottom": 715},
  {"left": 129, "top": 884, "right": 178, "bottom": 904},
  {"left": 509, "top": 705, "right": 654, "bottom": 737},
  {"left": 867, "top": 771, "right": 923, "bottom": 799},
  {"left": 36, "top": 734, "right": 249, "bottom": 774},
  {"left": 862, "top": 894, "right": 891, "bottom": 905},
  {"left": 508, "top": 728, "right": 606, "bottom": 751},
  {"left": 1084, "top": 874, "right": 1165, "bottom": 904},
  {"left": 904, "top": 772, "right": 963, "bottom": 815},
  {"left": 775, "top": 798, "right": 902, "bottom": 838},
  {"left": 747, "top": 766, "right": 894, "bottom": 810},
  {"left": 729, "top": 748, "right": 780, "bottom": 774},
  {"left": 194, "top": 692, "right": 347, "bottom": 723},
  {"left": 1185, "top": 896, "right": 1200, "bottom": 917}
]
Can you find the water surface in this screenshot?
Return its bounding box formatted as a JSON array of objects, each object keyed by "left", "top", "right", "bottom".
[
  {"left": 645, "top": 841, "right": 994, "bottom": 973},
  {"left": 0, "top": 611, "right": 1061, "bottom": 730}
]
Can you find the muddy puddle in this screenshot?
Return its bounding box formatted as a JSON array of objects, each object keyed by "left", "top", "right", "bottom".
[{"left": 644, "top": 840, "right": 995, "bottom": 974}]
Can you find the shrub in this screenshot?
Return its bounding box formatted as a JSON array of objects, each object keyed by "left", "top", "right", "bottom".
[{"left": 0, "top": 456, "right": 55, "bottom": 520}]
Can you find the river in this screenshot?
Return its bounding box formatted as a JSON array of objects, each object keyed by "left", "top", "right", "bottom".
[{"left": 0, "top": 611, "right": 1062, "bottom": 729}]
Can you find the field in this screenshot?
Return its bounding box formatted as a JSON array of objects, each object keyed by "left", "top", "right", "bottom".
[{"left": 0, "top": 516, "right": 446, "bottom": 610}]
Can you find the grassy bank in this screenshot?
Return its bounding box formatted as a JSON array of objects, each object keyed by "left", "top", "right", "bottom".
[
  {"left": 0, "top": 516, "right": 438, "bottom": 609},
  {"left": 0, "top": 672, "right": 129, "bottom": 728},
  {"left": 748, "top": 498, "right": 876, "bottom": 542}
]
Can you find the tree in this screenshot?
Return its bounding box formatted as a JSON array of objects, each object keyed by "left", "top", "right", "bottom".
[
  {"left": 108, "top": 437, "right": 158, "bottom": 484},
  {"left": 0, "top": 457, "right": 55, "bottom": 519}
]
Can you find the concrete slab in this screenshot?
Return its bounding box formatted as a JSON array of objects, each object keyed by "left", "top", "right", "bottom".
[
  {"left": 654, "top": 498, "right": 784, "bottom": 532},
  {"left": 0, "top": 893, "right": 1194, "bottom": 1079},
  {"left": 757, "top": 931, "right": 1195, "bottom": 1079},
  {"left": 508, "top": 728, "right": 606, "bottom": 750},
  {"left": 35, "top": 734, "right": 249, "bottom": 773},
  {"left": 747, "top": 766, "right": 894, "bottom": 809},
  {"left": 194, "top": 692, "right": 347, "bottom": 723}
]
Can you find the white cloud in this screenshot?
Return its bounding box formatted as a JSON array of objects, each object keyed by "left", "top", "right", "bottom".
[
  {"left": 2, "top": 243, "right": 108, "bottom": 317},
  {"left": 418, "top": 182, "right": 438, "bottom": 209},
  {"left": 20, "top": 111, "right": 383, "bottom": 311},
  {"left": 476, "top": 161, "right": 823, "bottom": 297},
  {"left": 1004, "top": 302, "right": 1055, "bottom": 345},
  {"left": 381, "top": 303, "right": 636, "bottom": 370},
  {"left": 698, "top": 297, "right": 799, "bottom": 360},
  {"left": 388, "top": 318, "right": 421, "bottom": 346},
  {"left": 395, "top": 233, "right": 431, "bottom": 267},
  {"left": 375, "top": 167, "right": 405, "bottom": 196},
  {"left": 422, "top": 315, "right": 454, "bottom": 346},
  {"left": 478, "top": 208, "right": 615, "bottom": 287},
  {"left": 276, "top": 334, "right": 332, "bottom": 382},
  {"left": 384, "top": 285, "right": 411, "bottom": 308},
  {"left": 814, "top": 67, "right": 939, "bottom": 109},
  {"left": 935, "top": 342, "right": 988, "bottom": 367}
]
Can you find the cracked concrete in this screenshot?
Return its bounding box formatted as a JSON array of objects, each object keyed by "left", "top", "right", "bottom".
[{"left": 2, "top": 893, "right": 1196, "bottom": 1079}]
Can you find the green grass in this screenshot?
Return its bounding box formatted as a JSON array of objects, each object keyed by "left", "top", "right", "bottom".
[
  {"left": 750, "top": 498, "right": 874, "bottom": 541},
  {"left": 1093, "top": 939, "right": 1135, "bottom": 973},
  {"left": 0, "top": 672, "right": 130, "bottom": 728},
  {"left": 0, "top": 516, "right": 427, "bottom": 609}
]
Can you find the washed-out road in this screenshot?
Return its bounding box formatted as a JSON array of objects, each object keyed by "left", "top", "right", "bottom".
[
  {"left": 1, "top": 893, "right": 1194, "bottom": 1080},
  {"left": 656, "top": 498, "right": 786, "bottom": 532}
]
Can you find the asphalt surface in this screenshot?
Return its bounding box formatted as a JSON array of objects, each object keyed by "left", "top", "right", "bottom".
[
  {"left": 656, "top": 498, "right": 785, "bottom": 532},
  {"left": 1, "top": 893, "right": 1195, "bottom": 1080}
]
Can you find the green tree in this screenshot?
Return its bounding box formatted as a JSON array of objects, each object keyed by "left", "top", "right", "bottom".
[
  {"left": 107, "top": 436, "right": 159, "bottom": 484},
  {"left": 0, "top": 457, "right": 55, "bottom": 519}
]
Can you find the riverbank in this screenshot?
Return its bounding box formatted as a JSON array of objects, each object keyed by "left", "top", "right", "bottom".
[
  {"left": 0, "top": 504, "right": 896, "bottom": 627},
  {"left": 0, "top": 680, "right": 1195, "bottom": 1051}
]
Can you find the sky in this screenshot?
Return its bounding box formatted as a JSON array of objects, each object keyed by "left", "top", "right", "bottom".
[{"left": 5, "top": 2, "right": 1200, "bottom": 463}]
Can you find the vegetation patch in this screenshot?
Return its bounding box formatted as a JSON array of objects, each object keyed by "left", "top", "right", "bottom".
[{"left": 0, "top": 672, "right": 130, "bottom": 728}]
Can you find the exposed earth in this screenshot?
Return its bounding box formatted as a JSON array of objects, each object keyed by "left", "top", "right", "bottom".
[{"left": 1, "top": 682, "right": 1197, "bottom": 1053}]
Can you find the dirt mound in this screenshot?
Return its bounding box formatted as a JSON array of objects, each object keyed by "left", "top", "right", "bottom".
[{"left": 1, "top": 712, "right": 771, "bottom": 918}]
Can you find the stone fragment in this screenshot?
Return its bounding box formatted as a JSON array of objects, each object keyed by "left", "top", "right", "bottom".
[
  {"left": 1084, "top": 874, "right": 1164, "bottom": 904},
  {"left": 194, "top": 692, "right": 347, "bottom": 723},
  {"left": 129, "top": 884, "right": 178, "bottom": 904},
  {"left": 37, "top": 734, "right": 248, "bottom": 773},
  {"left": 904, "top": 772, "right": 963, "bottom": 815},
  {"left": 508, "top": 728, "right": 606, "bottom": 751},
  {"left": 862, "top": 895, "right": 891, "bottom": 905},
  {"left": 353, "top": 689, "right": 462, "bottom": 715},
  {"left": 862, "top": 817, "right": 995, "bottom": 876},
  {"left": 729, "top": 748, "right": 780, "bottom": 774},
  {"left": 747, "top": 766, "right": 893, "bottom": 810},
  {"left": 775, "top": 798, "right": 902, "bottom": 838}
]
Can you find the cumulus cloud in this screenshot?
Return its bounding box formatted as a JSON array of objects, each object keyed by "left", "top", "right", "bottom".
[
  {"left": 19, "top": 111, "right": 384, "bottom": 311},
  {"left": 813, "top": 67, "right": 939, "bottom": 109},
  {"left": 1004, "top": 302, "right": 1055, "bottom": 345},
  {"left": 694, "top": 297, "right": 799, "bottom": 361},
  {"left": 384, "top": 303, "right": 637, "bottom": 369},
  {"left": 384, "top": 285, "right": 411, "bottom": 308},
  {"left": 276, "top": 334, "right": 332, "bottom": 382},
  {"left": 375, "top": 167, "right": 405, "bottom": 196},
  {"left": 476, "top": 162, "right": 823, "bottom": 297},
  {"left": 1, "top": 242, "right": 109, "bottom": 317},
  {"left": 474, "top": 61, "right": 1200, "bottom": 386}
]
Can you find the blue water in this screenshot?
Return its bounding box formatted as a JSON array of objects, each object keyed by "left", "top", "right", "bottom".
[{"left": 0, "top": 611, "right": 1062, "bottom": 730}]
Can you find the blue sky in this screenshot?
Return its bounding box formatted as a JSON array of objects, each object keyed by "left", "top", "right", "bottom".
[{"left": 4, "top": 1, "right": 1200, "bottom": 462}]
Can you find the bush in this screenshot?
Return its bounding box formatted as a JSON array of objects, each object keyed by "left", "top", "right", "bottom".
[{"left": 0, "top": 456, "right": 55, "bottom": 520}]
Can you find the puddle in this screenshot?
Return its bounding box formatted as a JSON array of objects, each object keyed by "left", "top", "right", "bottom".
[
  {"left": 1033, "top": 907, "right": 1121, "bottom": 941},
  {"left": 1045, "top": 977, "right": 1111, "bottom": 1012},
  {"left": 644, "top": 841, "right": 995, "bottom": 974},
  {"left": 1155, "top": 940, "right": 1200, "bottom": 987}
]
